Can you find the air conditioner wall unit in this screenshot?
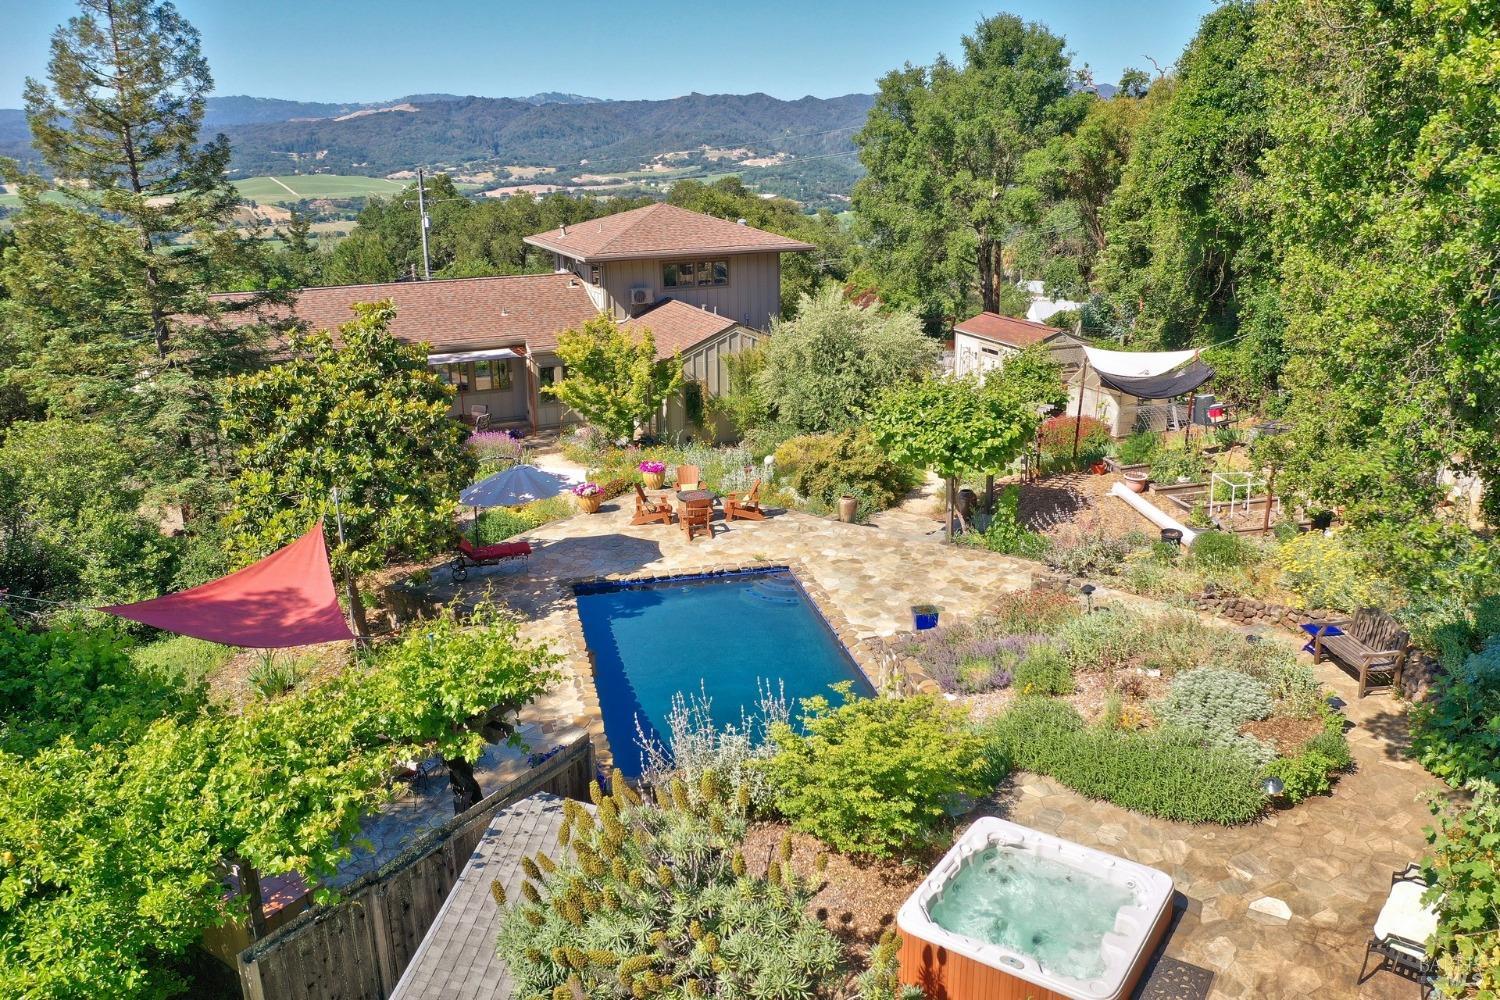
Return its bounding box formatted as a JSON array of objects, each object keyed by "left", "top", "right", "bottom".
[{"left": 629, "top": 287, "right": 652, "bottom": 306}]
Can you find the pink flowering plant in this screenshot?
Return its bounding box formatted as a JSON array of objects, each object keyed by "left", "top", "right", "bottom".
[
  {"left": 638, "top": 460, "right": 666, "bottom": 475},
  {"left": 571, "top": 482, "right": 602, "bottom": 498}
]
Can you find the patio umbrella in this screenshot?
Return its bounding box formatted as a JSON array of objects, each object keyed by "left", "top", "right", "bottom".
[{"left": 459, "top": 464, "right": 572, "bottom": 542}]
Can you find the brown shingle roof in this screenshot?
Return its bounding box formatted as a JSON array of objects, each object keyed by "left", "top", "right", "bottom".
[
  {"left": 208, "top": 273, "right": 599, "bottom": 353},
  {"left": 622, "top": 299, "right": 738, "bottom": 359},
  {"left": 953, "top": 311, "right": 1068, "bottom": 349},
  {"left": 523, "top": 203, "right": 814, "bottom": 261}
]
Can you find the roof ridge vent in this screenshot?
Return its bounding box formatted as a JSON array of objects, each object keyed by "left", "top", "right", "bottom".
[{"left": 737, "top": 218, "right": 747, "bottom": 225}]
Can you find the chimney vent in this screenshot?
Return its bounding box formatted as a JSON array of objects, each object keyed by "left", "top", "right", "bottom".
[
  {"left": 560, "top": 223, "right": 567, "bottom": 235},
  {"left": 737, "top": 218, "right": 748, "bottom": 225}
]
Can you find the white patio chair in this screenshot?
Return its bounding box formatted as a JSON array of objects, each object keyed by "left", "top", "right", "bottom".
[{"left": 1359, "top": 863, "right": 1439, "bottom": 997}]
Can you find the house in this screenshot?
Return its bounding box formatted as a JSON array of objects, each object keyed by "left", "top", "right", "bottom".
[
  {"left": 954, "top": 310, "right": 1142, "bottom": 437},
  {"left": 208, "top": 204, "right": 810, "bottom": 436}
]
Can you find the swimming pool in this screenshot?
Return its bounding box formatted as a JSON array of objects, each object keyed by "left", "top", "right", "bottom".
[{"left": 574, "top": 568, "right": 875, "bottom": 778}]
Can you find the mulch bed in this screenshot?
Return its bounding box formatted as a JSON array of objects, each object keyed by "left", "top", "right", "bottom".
[
  {"left": 1240, "top": 715, "right": 1324, "bottom": 755},
  {"left": 740, "top": 822, "right": 929, "bottom": 963}
]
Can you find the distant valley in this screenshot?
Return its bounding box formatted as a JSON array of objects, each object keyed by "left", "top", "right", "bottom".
[{"left": 1, "top": 91, "right": 874, "bottom": 212}]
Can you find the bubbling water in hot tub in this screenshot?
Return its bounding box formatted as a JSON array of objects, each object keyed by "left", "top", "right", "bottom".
[{"left": 926, "top": 844, "right": 1138, "bottom": 980}]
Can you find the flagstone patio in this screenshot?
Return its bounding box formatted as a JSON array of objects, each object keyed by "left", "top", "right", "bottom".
[{"left": 420, "top": 498, "right": 1445, "bottom": 999}]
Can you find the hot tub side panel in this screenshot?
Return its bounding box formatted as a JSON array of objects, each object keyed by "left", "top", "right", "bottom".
[{"left": 897, "top": 897, "right": 1173, "bottom": 1000}]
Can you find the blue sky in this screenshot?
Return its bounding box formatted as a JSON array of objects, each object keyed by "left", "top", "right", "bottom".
[{"left": 1, "top": 0, "right": 1215, "bottom": 107}]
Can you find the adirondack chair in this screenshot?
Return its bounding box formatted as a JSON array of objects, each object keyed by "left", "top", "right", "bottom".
[
  {"left": 680, "top": 497, "right": 714, "bottom": 541},
  {"left": 724, "top": 480, "right": 764, "bottom": 521},
  {"left": 675, "top": 465, "right": 701, "bottom": 491},
  {"left": 1311, "top": 608, "right": 1413, "bottom": 697},
  {"left": 632, "top": 483, "right": 674, "bottom": 526}
]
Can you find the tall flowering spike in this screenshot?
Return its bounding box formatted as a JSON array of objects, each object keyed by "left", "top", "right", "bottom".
[
  {"left": 535, "top": 851, "right": 557, "bottom": 875},
  {"left": 611, "top": 857, "right": 629, "bottom": 882},
  {"left": 653, "top": 784, "right": 672, "bottom": 809},
  {"left": 768, "top": 860, "right": 782, "bottom": 886},
  {"left": 647, "top": 929, "right": 668, "bottom": 950},
  {"left": 708, "top": 814, "right": 725, "bottom": 837},
  {"left": 562, "top": 898, "right": 585, "bottom": 926},
  {"left": 689, "top": 919, "right": 704, "bottom": 941},
  {"left": 556, "top": 818, "right": 572, "bottom": 849},
  {"left": 521, "top": 856, "right": 542, "bottom": 882},
  {"left": 489, "top": 879, "right": 506, "bottom": 906},
  {"left": 736, "top": 783, "right": 751, "bottom": 815},
  {"left": 778, "top": 832, "right": 793, "bottom": 863},
  {"left": 523, "top": 906, "right": 545, "bottom": 927},
  {"left": 551, "top": 986, "right": 569, "bottom": 1000},
  {"left": 588, "top": 949, "right": 620, "bottom": 967},
  {"left": 601, "top": 885, "right": 621, "bottom": 911},
  {"left": 655, "top": 864, "right": 674, "bottom": 889},
  {"left": 814, "top": 852, "right": 829, "bottom": 873},
  {"left": 589, "top": 780, "right": 605, "bottom": 806},
  {"left": 699, "top": 769, "right": 719, "bottom": 803},
  {"left": 671, "top": 778, "right": 690, "bottom": 812},
  {"left": 521, "top": 880, "right": 542, "bottom": 905},
  {"left": 732, "top": 851, "right": 747, "bottom": 878}
]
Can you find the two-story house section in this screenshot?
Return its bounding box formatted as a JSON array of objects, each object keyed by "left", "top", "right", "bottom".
[
  {"left": 206, "top": 204, "right": 812, "bottom": 437},
  {"left": 522, "top": 202, "right": 814, "bottom": 330}
]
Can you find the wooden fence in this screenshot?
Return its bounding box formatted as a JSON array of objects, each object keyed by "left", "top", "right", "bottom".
[{"left": 237, "top": 736, "right": 595, "bottom": 1000}]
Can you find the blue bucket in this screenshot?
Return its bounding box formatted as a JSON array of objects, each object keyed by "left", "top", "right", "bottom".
[{"left": 912, "top": 606, "right": 941, "bottom": 631}]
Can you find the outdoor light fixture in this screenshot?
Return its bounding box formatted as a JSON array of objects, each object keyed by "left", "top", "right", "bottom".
[
  {"left": 1080, "top": 583, "right": 1096, "bottom": 614},
  {"left": 1262, "top": 776, "right": 1285, "bottom": 798}
]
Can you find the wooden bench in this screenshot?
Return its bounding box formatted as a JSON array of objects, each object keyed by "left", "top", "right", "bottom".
[{"left": 1311, "top": 608, "right": 1412, "bottom": 698}]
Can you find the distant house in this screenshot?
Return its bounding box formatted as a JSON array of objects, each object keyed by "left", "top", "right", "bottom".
[
  {"left": 208, "top": 204, "right": 811, "bottom": 437},
  {"left": 954, "top": 310, "right": 1147, "bottom": 438}
]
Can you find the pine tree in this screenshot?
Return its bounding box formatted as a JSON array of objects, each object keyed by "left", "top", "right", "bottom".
[{"left": 1, "top": 0, "right": 273, "bottom": 505}]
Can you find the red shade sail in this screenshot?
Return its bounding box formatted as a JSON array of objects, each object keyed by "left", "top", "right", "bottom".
[{"left": 100, "top": 522, "right": 356, "bottom": 647}]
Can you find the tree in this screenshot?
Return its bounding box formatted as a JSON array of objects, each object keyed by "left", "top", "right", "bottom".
[
  {"left": 868, "top": 347, "right": 1064, "bottom": 539},
  {"left": 0, "top": 604, "right": 558, "bottom": 996},
  {"left": 1257, "top": 0, "right": 1500, "bottom": 556},
  {"left": 219, "top": 301, "right": 474, "bottom": 635},
  {"left": 853, "top": 14, "right": 1088, "bottom": 324},
  {"left": 544, "top": 313, "right": 683, "bottom": 442},
  {"left": 1, "top": 0, "right": 274, "bottom": 507},
  {"left": 1095, "top": 1, "right": 1278, "bottom": 374},
  {"left": 757, "top": 286, "right": 938, "bottom": 433}
]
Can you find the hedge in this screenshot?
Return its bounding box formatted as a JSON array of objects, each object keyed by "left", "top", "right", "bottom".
[{"left": 982, "top": 697, "right": 1267, "bottom": 824}]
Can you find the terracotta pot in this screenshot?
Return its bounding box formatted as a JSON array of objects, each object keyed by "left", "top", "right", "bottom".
[
  {"left": 1124, "top": 472, "right": 1150, "bottom": 494},
  {"left": 576, "top": 493, "right": 602, "bottom": 514},
  {"left": 1090, "top": 461, "right": 1108, "bottom": 475},
  {"left": 642, "top": 471, "right": 665, "bottom": 490},
  {"left": 837, "top": 495, "right": 857, "bottom": 523}
]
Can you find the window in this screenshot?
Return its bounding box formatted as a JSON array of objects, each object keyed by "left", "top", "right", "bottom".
[
  {"left": 473, "top": 360, "right": 495, "bottom": 391},
  {"left": 540, "top": 365, "right": 562, "bottom": 387},
  {"left": 441, "top": 363, "right": 470, "bottom": 392},
  {"left": 441, "top": 361, "right": 511, "bottom": 393},
  {"left": 662, "top": 259, "right": 729, "bottom": 288},
  {"left": 590, "top": 265, "right": 601, "bottom": 287}
]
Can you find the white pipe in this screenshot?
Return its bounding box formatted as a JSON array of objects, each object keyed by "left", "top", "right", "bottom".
[{"left": 1108, "top": 482, "right": 1200, "bottom": 545}]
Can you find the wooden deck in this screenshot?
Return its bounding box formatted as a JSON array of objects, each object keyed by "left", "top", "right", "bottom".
[{"left": 387, "top": 792, "right": 574, "bottom": 1000}]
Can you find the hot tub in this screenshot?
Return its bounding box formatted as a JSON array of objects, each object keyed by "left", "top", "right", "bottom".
[{"left": 896, "top": 818, "right": 1173, "bottom": 1000}]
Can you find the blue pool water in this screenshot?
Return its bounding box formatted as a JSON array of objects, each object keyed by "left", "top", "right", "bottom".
[{"left": 575, "top": 568, "right": 875, "bottom": 778}]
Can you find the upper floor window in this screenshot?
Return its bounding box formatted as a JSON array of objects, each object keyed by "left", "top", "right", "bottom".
[
  {"left": 662, "top": 259, "right": 729, "bottom": 288},
  {"left": 590, "top": 265, "right": 601, "bottom": 287}
]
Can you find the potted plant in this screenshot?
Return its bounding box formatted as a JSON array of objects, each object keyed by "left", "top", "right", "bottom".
[
  {"left": 572, "top": 481, "right": 603, "bottom": 514},
  {"left": 837, "top": 494, "right": 857, "bottom": 523},
  {"left": 1123, "top": 470, "right": 1150, "bottom": 494},
  {"left": 912, "top": 604, "right": 941, "bottom": 631},
  {"left": 638, "top": 459, "right": 666, "bottom": 490}
]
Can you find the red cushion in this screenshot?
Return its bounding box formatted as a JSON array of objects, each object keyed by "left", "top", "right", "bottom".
[{"left": 458, "top": 538, "right": 532, "bottom": 559}]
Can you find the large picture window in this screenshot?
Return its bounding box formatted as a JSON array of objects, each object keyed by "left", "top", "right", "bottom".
[
  {"left": 441, "top": 360, "right": 511, "bottom": 393},
  {"left": 662, "top": 259, "right": 729, "bottom": 288}
]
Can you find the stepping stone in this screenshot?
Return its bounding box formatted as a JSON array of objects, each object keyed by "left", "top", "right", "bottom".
[{"left": 1248, "top": 896, "right": 1293, "bottom": 922}]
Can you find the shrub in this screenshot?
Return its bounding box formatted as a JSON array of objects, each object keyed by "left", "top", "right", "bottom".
[
  {"left": 1410, "top": 638, "right": 1500, "bottom": 786},
  {"left": 635, "top": 685, "right": 790, "bottom": 813},
  {"left": 988, "top": 586, "right": 1083, "bottom": 633},
  {"left": 473, "top": 496, "right": 574, "bottom": 544},
  {"left": 247, "top": 651, "right": 300, "bottom": 700},
  {"left": 468, "top": 430, "right": 526, "bottom": 467},
  {"left": 1038, "top": 415, "right": 1111, "bottom": 468},
  {"left": 898, "top": 624, "right": 1033, "bottom": 695},
  {"left": 1012, "top": 643, "right": 1074, "bottom": 695},
  {"left": 1052, "top": 608, "right": 1152, "bottom": 671},
  {"left": 972, "top": 486, "right": 1048, "bottom": 558},
  {"left": 1423, "top": 780, "right": 1500, "bottom": 997},
  {"left": 1149, "top": 445, "right": 1206, "bottom": 484},
  {"left": 496, "top": 774, "right": 845, "bottom": 1000},
  {"left": 128, "top": 634, "right": 232, "bottom": 694},
  {"left": 1045, "top": 529, "right": 1139, "bottom": 576},
  {"left": 1116, "top": 430, "right": 1161, "bottom": 467},
  {"left": 1275, "top": 529, "right": 1399, "bottom": 611},
  {"left": 763, "top": 690, "right": 991, "bottom": 857},
  {"left": 773, "top": 429, "right": 915, "bottom": 522},
  {"left": 1262, "top": 710, "right": 1351, "bottom": 803},
  {"left": 1158, "top": 667, "right": 1274, "bottom": 760},
  {"left": 1190, "top": 531, "right": 1253, "bottom": 570},
  {"left": 983, "top": 698, "right": 1266, "bottom": 824},
  {"left": 1269, "top": 662, "right": 1326, "bottom": 719}
]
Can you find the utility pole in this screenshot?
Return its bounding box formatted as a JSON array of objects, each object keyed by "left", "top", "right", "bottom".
[{"left": 416, "top": 168, "right": 432, "bottom": 280}]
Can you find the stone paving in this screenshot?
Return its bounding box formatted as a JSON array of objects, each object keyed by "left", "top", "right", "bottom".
[{"left": 416, "top": 499, "right": 1443, "bottom": 999}]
